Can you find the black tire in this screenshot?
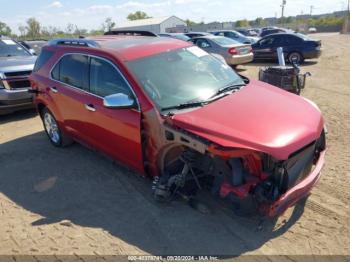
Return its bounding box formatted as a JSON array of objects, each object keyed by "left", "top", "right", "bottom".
[
  {"left": 288, "top": 52, "right": 304, "bottom": 64},
  {"left": 41, "top": 108, "right": 73, "bottom": 147}
]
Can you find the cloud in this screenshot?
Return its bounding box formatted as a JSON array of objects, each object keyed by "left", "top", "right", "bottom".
[{"left": 48, "top": 1, "right": 63, "bottom": 8}]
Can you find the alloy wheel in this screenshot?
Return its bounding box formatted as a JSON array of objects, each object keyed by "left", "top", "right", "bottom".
[{"left": 44, "top": 112, "right": 60, "bottom": 144}]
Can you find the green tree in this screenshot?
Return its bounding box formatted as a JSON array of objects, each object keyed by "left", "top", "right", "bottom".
[
  {"left": 102, "top": 17, "right": 116, "bottom": 32},
  {"left": 65, "top": 23, "right": 76, "bottom": 35},
  {"left": 26, "top": 18, "right": 41, "bottom": 40},
  {"left": 185, "top": 19, "right": 197, "bottom": 26},
  {"left": 235, "top": 19, "right": 250, "bottom": 28},
  {"left": 0, "top": 21, "right": 12, "bottom": 36},
  {"left": 127, "top": 11, "right": 151, "bottom": 21},
  {"left": 254, "top": 17, "right": 267, "bottom": 27}
]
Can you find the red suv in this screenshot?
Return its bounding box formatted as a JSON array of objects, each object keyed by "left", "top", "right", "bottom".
[{"left": 30, "top": 33, "right": 326, "bottom": 217}]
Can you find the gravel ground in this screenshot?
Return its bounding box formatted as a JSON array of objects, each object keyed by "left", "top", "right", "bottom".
[{"left": 0, "top": 33, "right": 349, "bottom": 257}]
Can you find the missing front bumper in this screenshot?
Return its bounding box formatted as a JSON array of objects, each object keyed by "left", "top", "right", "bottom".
[{"left": 261, "top": 150, "right": 326, "bottom": 217}]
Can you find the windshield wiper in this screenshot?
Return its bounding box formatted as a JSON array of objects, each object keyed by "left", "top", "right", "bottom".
[
  {"left": 209, "top": 82, "right": 246, "bottom": 99},
  {"left": 161, "top": 100, "right": 207, "bottom": 112},
  {"left": 161, "top": 83, "right": 246, "bottom": 112}
]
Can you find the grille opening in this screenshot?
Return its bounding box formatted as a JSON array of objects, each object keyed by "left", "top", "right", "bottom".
[
  {"left": 8, "top": 80, "right": 31, "bottom": 89},
  {"left": 4, "top": 71, "right": 32, "bottom": 78}
]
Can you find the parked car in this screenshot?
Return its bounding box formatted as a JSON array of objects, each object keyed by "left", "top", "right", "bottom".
[
  {"left": 252, "top": 33, "right": 322, "bottom": 64},
  {"left": 158, "top": 33, "right": 190, "bottom": 41},
  {"left": 211, "top": 30, "right": 259, "bottom": 44},
  {"left": 19, "top": 40, "right": 47, "bottom": 55},
  {"left": 189, "top": 35, "right": 253, "bottom": 66},
  {"left": 236, "top": 28, "right": 259, "bottom": 37},
  {"left": 30, "top": 34, "right": 326, "bottom": 218},
  {"left": 260, "top": 28, "right": 287, "bottom": 37},
  {"left": 308, "top": 27, "right": 317, "bottom": 33},
  {"left": 0, "top": 36, "right": 36, "bottom": 115},
  {"left": 184, "top": 32, "right": 210, "bottom": 39}
]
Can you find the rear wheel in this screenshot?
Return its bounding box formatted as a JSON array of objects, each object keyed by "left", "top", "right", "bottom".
[
  {"left": 41, "top": 108, "right": 73, "bottom": 147},
  {"left": 288, "top": 52, "right": 304, "bottom": 64}
]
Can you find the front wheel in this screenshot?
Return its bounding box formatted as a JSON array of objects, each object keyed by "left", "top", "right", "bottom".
[
  {"left": 288, "top": 52, "right": 304, "bottom": 64},
  {"left": 41, "top": 108, "right": 73, "bottom": 147}
]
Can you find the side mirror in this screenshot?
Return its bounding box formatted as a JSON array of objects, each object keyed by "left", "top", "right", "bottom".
[
  {"left": 103, "top": 93, "right": 135, "bottom": 109},
  {"left": 29, "top": 49, "right": 37, "bottom": 56}
]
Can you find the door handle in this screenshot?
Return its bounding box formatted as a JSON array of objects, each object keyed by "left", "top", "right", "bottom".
[
  {"left": 50, "top": 87, "right": 58, "bottom": 93},
  {"left": 84, "top": 104, "right": 96, "bottom": 112}
]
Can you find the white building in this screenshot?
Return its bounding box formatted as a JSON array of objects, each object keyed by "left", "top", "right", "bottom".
[{"left": 115, "top": 16, "right": 187, "bottom": 34}]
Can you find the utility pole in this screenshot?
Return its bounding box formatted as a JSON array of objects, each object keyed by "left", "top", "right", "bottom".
[
  {"left": 281, "top": 0, "right": 287, "bottom": 18},
  {"left": 310, "top": 5, "right": 314, "bottom": 16},
  {"left": 348, "top": 0, "right": 350, "bottom": 14},
  {"left": 280, "top": 0, "right": 286, "bottom": 26}
]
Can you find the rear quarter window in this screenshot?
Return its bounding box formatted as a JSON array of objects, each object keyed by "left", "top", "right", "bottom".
[{"left": 33, "top": 50, "right": 54, "bottom": 72}]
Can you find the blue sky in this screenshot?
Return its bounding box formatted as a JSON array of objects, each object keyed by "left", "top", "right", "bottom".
[{"left": 0, "top": 0, "right": 345, "bottom": 33}]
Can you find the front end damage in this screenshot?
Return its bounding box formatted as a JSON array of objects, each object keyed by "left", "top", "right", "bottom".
[{"left": 142, "top": 110, "right": 326, "bottom": 217}]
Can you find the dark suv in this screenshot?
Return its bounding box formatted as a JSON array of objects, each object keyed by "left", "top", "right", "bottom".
[
  {"left": 0, "top": 36, "right": 37, "bottom": 114},
  {"left": 29, "top": 34, "right": 326, "bottom": 217}
]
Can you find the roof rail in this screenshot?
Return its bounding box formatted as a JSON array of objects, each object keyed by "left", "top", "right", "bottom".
[
  {"left": 48, "top": 38, "right": 100, "bottom": 48},
  {"left": 104, "top": 30, "right": 157, "bottom": 37}
]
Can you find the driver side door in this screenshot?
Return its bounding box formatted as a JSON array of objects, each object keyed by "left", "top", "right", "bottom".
[
  {"left": 253, "top": 36, "right": 276, "bottom": 59},
  {"left": 83, "top": 56, "right": 144, "bottom": 173}
]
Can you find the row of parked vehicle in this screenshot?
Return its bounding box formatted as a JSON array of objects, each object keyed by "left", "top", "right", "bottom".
[
  {"left": 0, "top": 30, "right": 326, "bottom": 218},
  {"left": 159, "top": 28, "right": 322, "bottom": 66}
]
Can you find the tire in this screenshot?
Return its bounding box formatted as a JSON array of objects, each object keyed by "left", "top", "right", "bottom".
[
  {"left": 288, "top": 52, "right": 304, "bottom": 64},
  {"left": 41, "top": 108, "right": 73, "bottom": 147}
]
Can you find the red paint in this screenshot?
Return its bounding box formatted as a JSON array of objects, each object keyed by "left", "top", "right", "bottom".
[
  {"left": 30, "top": 36, "right": 326, "bottom": 217},
  {"left": 171, "top": 79, "right": 324, "bottom": 160}
]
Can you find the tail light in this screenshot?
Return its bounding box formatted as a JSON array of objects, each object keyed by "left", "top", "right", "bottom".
[
  {"left": 228, "top": 48, "right": 237, "bottom": 55},
  {"left": 248, "top": 46, "right": 253, "bottom": 53}
]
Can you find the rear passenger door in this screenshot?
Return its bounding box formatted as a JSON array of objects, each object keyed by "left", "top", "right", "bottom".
[
  {"left": 83, "top": 56, "right": 143, "bottom": 172},
  {"left": 50, "top": 54, "right": 93, "bottom": 142}
]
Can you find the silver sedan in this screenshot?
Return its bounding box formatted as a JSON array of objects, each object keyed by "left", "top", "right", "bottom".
[{"left": 190, "top": 35, "right": 254, "bottom": 66}]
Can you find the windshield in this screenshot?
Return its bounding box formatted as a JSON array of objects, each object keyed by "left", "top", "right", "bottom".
[
  {"left": 127, "top": 46, "right": 244, "bottom": 110},
  {"left": 212, "top": 37, "right": 239, "bottom": 46},
  {"left": 0, "top": 39, "right": 31, "bottom": 57}
]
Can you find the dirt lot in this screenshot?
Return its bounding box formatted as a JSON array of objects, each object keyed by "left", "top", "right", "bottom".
[{"left": 0, "top": 33, "right": 350, "bottom": 257}]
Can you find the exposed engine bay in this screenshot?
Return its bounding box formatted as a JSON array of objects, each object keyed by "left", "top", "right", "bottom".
[{"left": 148, "top": 122, "right": 326, "bottom": 217}]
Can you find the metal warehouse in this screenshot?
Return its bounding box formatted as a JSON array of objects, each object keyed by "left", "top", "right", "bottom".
[{"left": 114, "top": 16, "right": 186, "bottom": 34}]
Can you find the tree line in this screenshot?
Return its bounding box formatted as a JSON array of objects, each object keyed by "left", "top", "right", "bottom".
[
  {"left": 234, "top": 15, "right": 346, "bottom": 28},
  {"left": 0, "top": 11, "right": 152, "bottom": 40},
  {"left": 0, "top": 11, "right": 348, "bottom": 40}
]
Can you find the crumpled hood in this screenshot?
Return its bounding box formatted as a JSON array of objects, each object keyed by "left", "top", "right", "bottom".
[
  {"left": 170, "top": 80, "right": 324, "bottom": 160},
  {"left": 0, "top": 56, "right": 36, "bottom": 74}
]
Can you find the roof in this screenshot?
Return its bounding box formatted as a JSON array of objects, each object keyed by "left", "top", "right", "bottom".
[
  {"left": 79, "top": 35, "right": 192, "bottom": 61},
  {"left": 115, "top": 16, "right": 184, "bottom": 28}
]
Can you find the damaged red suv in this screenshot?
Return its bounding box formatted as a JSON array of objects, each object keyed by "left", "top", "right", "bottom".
[{"left": 29, "top": 32, "right": 326, "bottom": 217}]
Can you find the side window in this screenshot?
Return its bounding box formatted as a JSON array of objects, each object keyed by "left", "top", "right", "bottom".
[
  {"left": 33, "top": 50, "right": 54, "bottom": 72},
  {"left": 285, "top": 36, "right": 302, "bottom": 45},
  {"left": 196, "top": 39, "right": 211, "bottom": 48},
  {"left": 58, "top": 54, "right": 89, "bottom": 90},
  {"left": 260, "top": 37, "right": 274, "bottom": 46},
  {"left": 90, "top": 57, "right": 132, "bottom": 98},
  {"left": 272, "top": 36, "right": 282, "bottom": 46},
  {"left": 216, "top": 32, "right": 225, "bottom": 36},
  {"left": 226, "top": 32, "right": 237, "bottom": 38}
]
